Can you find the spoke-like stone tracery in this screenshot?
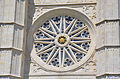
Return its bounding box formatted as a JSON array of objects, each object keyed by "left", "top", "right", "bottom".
[{"left": 33, "top": 16, "right": 91, "bottom": 68}]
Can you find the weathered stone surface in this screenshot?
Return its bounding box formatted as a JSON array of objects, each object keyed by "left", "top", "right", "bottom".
[
  {"left": 96, "top": 0, "right": 120, "bottom": 79},
  {"left": 0, "top": 0, "right": 120, "bottom": 79},
  {"left": 0, "top": 0, "right": 27, "bottom": 79}
]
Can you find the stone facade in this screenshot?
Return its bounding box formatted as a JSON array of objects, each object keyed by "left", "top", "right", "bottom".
[{"left": 0, "top": 0, "right": 120, "bottom": 79}]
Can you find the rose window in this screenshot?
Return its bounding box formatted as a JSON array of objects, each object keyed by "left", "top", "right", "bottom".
[{"left": 32, "top": 15, "right": 95, "bottom": 72}]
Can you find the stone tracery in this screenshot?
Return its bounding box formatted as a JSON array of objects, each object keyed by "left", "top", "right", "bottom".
[{"left": 33, "top": 16, "right": 92, "bottom": 69}]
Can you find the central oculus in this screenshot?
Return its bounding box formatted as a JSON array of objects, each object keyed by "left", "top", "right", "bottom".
[
  {"left": 55, "top": 34, "right": 70, "bottom": 47},
  {"left": 58, "top": 36, "right": 66, "bottom": 44}
]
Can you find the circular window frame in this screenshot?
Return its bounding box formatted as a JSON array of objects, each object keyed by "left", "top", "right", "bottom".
[{"left": 28, "top": 7, "right": 96, "bottom": 72}]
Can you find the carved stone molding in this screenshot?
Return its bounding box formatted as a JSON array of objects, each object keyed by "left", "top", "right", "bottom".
[
  {"left": 97, "top": 75, "right": 120, "bottom": 79},
  {"left": 34, "top": 0, "right": 97, "bottom": 5},
  {"left": 33, "top": 5, "right": 96, "bottom": 23},
  {"left": 30, "top": 54, "right": 96, "bottom": 74}
]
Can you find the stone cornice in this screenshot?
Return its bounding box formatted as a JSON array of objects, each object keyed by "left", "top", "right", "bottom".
[
  {"left": 96, "top": 19, "right": 120, "bottom": 26},
  {"left": 0, "top": 22, "right": 24, "bottom": 27},
  {"left": 35, "top": 2, "right": 96, "bottom": 7}
]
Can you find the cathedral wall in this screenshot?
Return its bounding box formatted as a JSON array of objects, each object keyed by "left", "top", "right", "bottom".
[{"left": 25, "top": 0, "right": 97, "bottom": 79}]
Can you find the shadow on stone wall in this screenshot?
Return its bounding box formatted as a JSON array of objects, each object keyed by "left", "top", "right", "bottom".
[{"left": 23, "top": 0, "right": 35, "bottom": 79}]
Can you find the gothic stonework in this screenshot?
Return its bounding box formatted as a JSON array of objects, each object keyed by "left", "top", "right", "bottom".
[
  {"left": 34, "top": 0, "right": 96, "bottom": 5},
  {"left": 30, "top": 53, "right": 96, "bottom": 73},
  {"left": 33, "top": 5, "right": 96, "bottom": 23},
  {"left": 0, "top": 24, "right": 24, "bottom": 50},
  {"left": 97, "top": 75, "right": 120, "bottom": 79},
  {"left": 28, "top": 7, "right": 96, "bottom": 79},
  {"left": 0, "top": 0, "right": 120, "bottom": 79}
]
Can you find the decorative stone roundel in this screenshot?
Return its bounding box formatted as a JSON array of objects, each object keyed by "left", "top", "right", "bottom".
[{"left": 31, "top": 8, "right": 96, "bottom": 72}]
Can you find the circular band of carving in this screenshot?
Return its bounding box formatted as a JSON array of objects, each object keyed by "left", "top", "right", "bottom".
[{"left": 30, "top": 8, "right": 96, "bottom": 72}]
